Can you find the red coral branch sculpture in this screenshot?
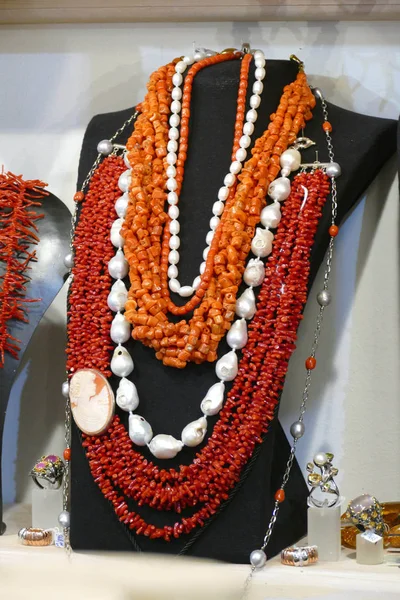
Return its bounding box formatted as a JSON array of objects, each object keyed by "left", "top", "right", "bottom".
[{"left": 0, "top": 170, "right": 48, "bottom": 368}]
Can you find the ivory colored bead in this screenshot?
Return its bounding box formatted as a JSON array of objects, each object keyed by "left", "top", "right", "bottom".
[
  {"left": 181, "top": 417, "right": 207, "bottom": 447},
  {"left": 171, "top": 87, "right": 182, "bottom": 101},
  {"left": 179, "top": 285, "right": 194, "bottom": 297},
  {"left": 168, "top": 192, "right": 178, "bottom": 205},
  {"left": 129, "top": 414, "right": 153, "bottom": 446},
  {"left": 246, "top": 109, "right": 258, "bottom": 123},
  {"left": 168, "top": 249, "right": 179, "bottom": 264},
  {"left": 111, "top": 346, "right": 134, "bottom": 377},
  {"left": 215, "top": 350, "right": 238, "bottom": 381},
  {"left": 169, "top": 235, "right": 180, "bottom": 250},
  {"left": 244, "top": 258, "right": 265, "bottom": 287},
  {"left": 227, "top": 318, "right": 248, "bottom": 349},
  {"left": 116, "top": 377, "right": 139, "bottom": 412},
  {"left": 230, "top": 161, "right": 241, "bottom": 174},
  {"left": 168, "top": 264, "right": 178, "bottom": 279},
  {"left": 218, "top": 186, "right": 229, "bottom": 201},
  {"left": 224, "top": 173, "right": 236, "bottom": 187},
  {"left": 169, "top": 278, "right": 181, "bottom": 293},
  {"left": 236, "top": 148, "right": 247, "bottom": 162},
  {"left": 260, "top": 203, "right": 281, "bottom": 229},
  {"left": 200, "top": 382, "right": 225, "bottom": 416},
  {"left": 110, "top": 313, "right": 131, "bottom": 344},
  {"left": 212, "top": 201, "right": 224, "bottom": 216},
  {"left": 253, "top": 81, "right": 263, "bottom": 95},
  {"left": 148, "top": 435, "right": 184, "bottom": 459},
  {"left": 250, "top": 94, "right": 261, "bottom": 109},
  {"left": 243, "top": 122, "right": 254, "bottom": 135},
  {"left": 168, "top": 205, "right": 179, "bottom": 219}
]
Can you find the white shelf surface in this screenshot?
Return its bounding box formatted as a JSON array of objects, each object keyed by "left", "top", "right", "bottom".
[{"left": 1, "top": 504, "right": 399, "bottom": 599}]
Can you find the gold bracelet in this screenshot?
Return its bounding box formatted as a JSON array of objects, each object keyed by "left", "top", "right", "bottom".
[
  {"left": 18, "top": 527, "right": 53, "bottom": 546},
  {"left": 281, "top": 545, "right": 318, "bottom": 566}
]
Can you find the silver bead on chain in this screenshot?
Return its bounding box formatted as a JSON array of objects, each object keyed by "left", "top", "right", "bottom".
[
  {"left": 242, "top": 88, "right": 340, "bottom": 597},
  {"left": 60, "top": 111, "right": 139, "bottom": 553}
]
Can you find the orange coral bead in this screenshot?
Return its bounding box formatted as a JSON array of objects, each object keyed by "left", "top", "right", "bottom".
[
  {"left": 323, "top": 121, "right": 332, "bottom": 132},
  {"left": 275, "top": 488, "right": 285, "bottom": 503},
  {"left": 305, "top": 356, "right": 317, "bottom": 370},
  {"left": 63, "top": 448, "right": 71, "bottom": 461},
  {"left": 74, "top": 191, "right": 84, "bottom": 203},
  {"left": 329, "top": 225, "right": 339, "bottom": 237}
]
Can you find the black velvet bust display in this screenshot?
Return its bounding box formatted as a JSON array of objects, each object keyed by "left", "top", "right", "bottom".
[
  {"left": 70, "top": 59, "right": 397, "bottom": 562},
  {"left": 0, "top": 192, "right": 70, "bottom": 533}
]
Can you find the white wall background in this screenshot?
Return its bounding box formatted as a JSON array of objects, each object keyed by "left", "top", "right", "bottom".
[{"left": 0, "top": 22, "right": 399, "bottom": 510}]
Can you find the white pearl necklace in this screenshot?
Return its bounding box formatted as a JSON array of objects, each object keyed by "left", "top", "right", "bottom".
[
  {"left": 167, "top": 49, "right": 267, "bottom": 298},
  {"left": 106, "top": 130, "right": 304, "bottom": 459}
]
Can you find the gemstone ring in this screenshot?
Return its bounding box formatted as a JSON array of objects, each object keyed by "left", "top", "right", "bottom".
[{"left": 30, "top": 454, "right": 65, "bottom": 490}]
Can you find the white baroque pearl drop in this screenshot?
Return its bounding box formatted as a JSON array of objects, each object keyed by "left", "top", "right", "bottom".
[
  {"left": 251, "top": 228, "right": 274, "bottom": 258},
  {"left": 280, "top": 148, "right": 301, "bottom": 172},
  {"left": 181, "top": 416, "right": 207, "bottom": 447},
  {"left": 236, "top": 287, "right": 256, "bottom": 319},
  {"left": 115, "top": 193, "right": 128, "bottom": 218},
  {"left": 244, "top": 258, "right": 265, "bottom": 287},
  {"left": 215, "top": 350, "right": 238, "bottom": 381},
  {"left": 260, "top": 203, "right": 282, "bottom": 229},
  {"left": 268, "top": 177, "right": 290, "bottom": 202},
  {"left": 107, "top": 280, "right": 128, "bottom": 312},
  {"left": 148, "top": 434, "right": 184, "bottom": 459},
  {"left": 200, "top": 382, "right": 225, "bottom": 416},
  {"left": 116, "top": 377, "right": 139, "bottom": 412},
  {"left": 110, "top": 313, "right": 131, "bottom": 343},
  {"left": 227, "top": 318, "right": 248, "bottom": 349},
  {"left": 111, "top": 346, "right": 134, "bottom": 377},
  {"left": 110, "top": 218, "right": 125, "bottom": 248},
  {"left": 129, "top": 414, "right": 153, "bottom": 446},
  {"left": 118, "top": 170, "right": 131, "bottom": 193},
  {"left": 108, "top": 249, "right": 128, "bottom": 279}
]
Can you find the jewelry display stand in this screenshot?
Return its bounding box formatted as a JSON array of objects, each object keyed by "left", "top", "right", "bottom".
[
  {"left": 70, "top": 59, "right": 397, "bottom": 562},
  {"left": 31, "top": 487, "right": 62, "bottom": 530},
  {"left": 356, "top": 531, "right": 384, "bottom": 565},
  {"left": 0, "top": 193, "right": 70, "bottom": 534},
  {"left": 307, "top": 498, "right": 343, "bottom": 561}
]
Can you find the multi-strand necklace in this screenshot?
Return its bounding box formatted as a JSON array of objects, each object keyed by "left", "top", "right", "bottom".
[{"left": 61, "top": 47, "right": 341, "bottom": 574}]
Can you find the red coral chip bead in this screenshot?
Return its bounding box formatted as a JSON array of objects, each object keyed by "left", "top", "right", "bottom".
[
  {"left": 305, "top": 356, "right": 317, "bottom": 370},
  {"left": 63, "top": 448, "right": 71, "bottom": 461}
]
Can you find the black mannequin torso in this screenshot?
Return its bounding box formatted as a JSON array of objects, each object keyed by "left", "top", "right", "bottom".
[
  {"left": 70, "top": 59, "right": 397, "bottom": 562},
  {"left": 0, "top": 192, "right": 70, "bottom": 533}
]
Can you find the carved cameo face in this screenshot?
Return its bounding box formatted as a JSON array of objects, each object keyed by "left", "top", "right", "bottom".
[{"left": 69, "top": 369, "right": 114, "bottom": 435}]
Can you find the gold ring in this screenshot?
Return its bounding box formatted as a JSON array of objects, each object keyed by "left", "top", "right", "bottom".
[
  {"left": 18, "top": 527, "right": 53, "bottom": 546},
  {"left": 281, "top": 545, "right": 318, "bottom": 566}
]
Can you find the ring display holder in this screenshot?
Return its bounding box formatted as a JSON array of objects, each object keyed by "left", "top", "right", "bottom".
[{"left": 307, "top": 497, "right": 343, "bottom": 561}]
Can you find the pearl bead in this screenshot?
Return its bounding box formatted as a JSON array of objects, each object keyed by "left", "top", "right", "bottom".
[
  {"left": 313, "top": 87, "right": 323, "bottom": 100},
  {"left": 224, "top": 173, "right": 235, "bottom": 187},
  {"left": 148, "top": 435, "right": 184, "bottom": 459},
  {"left": 166, "top": 165, "right": 176, "bottom": 178},
  {"left": 118, "top": 170, "right": 131, "bottom": 193},
  {"left": 249, "top": 94, "right": 261, "bottom": 109},
  {"left": 236, "top": 287, "right": 256, "bottom": 319},
  {"left": 192, "top": 275, "right": 201, "bottom": 290},
  {"left": 183, "top": 55, "right": 194, "bottom": 65},
  {"left": 179, "top": 285, "right": 194, "bottom": 297},
  {"left": 255, "top": 56, "right": 266, "bottom": 68},
  {"left": 244, "top": 258, "right": 265, "bottom": 287},
  {"left": 169, "top": 127, "right": 179, "bottom": 140},
  {"left": 167, "top": 191, "right": 178, "bottom": 205},
  {"left": 280, "top": 148, "right": 301, "bottom": 172},
  {"left": 253, "top": 50, "right": 264, "bottom": 60},
  {"left": 253, "top": 81, "right": 263, "bottom": 95},
  {"left": 235, "top": 148, "right": 247, "bottom": 162},
  {"left": 218, "top": 186, "right": 229, "bottom": 201},
  {"left": 205, "top": 230, "right": 214, "bottom": 246},
  {"left": 107, "top": 280, "right": 128, "bottom": 312},
  {"left": 226, "top": 318, "right": 248, "bottom": 349},
  {"left": 326, "top": 162, "right": 341, "bottom": 178},
  {"left": 171, "top": 87, "right": 182, "bottom": 101},
  {"left": 314, "top": 452, "right": 328, "bottom": 467},
  {"left": 246, "top": 109, "right": 258, "bottom": 123},
  {"left": 230, "top": 161, "right": 241, "bottom": 174},
  {"left": 239, "top": 134, "right": 251, "bottom": 148},
  {"left": 169, "top": 114, "right": 180, "bottom": 128},
  {"left": 212, "top": 201, "right": 224, "bottom": 216},
  {"left": 111, "top": 345, "right": 134, "bottom": 377},
  {"left": 169, "top": 235, "right": 180, "bottom": 250},
  {"left": 166, "top": 178, "right": 177, "bottom": 191},
  {"left": 200, "top": 381, "right": 225, "bottom": 416},
  {"left": 203, "top": 246, "right": 210, "bottom": 261},
  {"left": 175, "top": 60, "right": 187, "bottom": 73},
  {"left": 169, "top": 250, "right": 179, "bottom": 264},
  {"left": 210, "top": 216, "right": 220, "bottom": 230},
  {"left": 243, "top": 121, "right": 254, "bottom": 136},
  {"left": 169, "top": 278, "right": 181, "bottom": 293},
  {"left": 168, "top": 264, "right": 178, "bottom": 279},
  {"left": 181, "top": 416, "right": 207, "bottom": 447},
  {"left": 97, "top": 139, "right": 113, "bottom": 155},
  {"left": 167, "top": 139, "right": 178, "bottom": 153},
  {"left": 251, "top": 227, "right": 274, "bottom": 258},
  {"left": 255, "top": 66, "right": 266, "bottom": 80},
  {"left": 64, "top": 252, "right": 74, "bottom": 269},
  {"left": 61, "top": 381, "right": 70, "bottom": 398},
  {"left": 317, "top": 289, "right": 332, "bottom": 306},
  {"left": 116, "top": 378, "right": 139, "bottom": 412},
  {"left": 199, "top": 261, "right": 206, "bottom": 275},
  {"left": 110, "top": 218, "right": 124, "bottom": 248},
  {"left": 260, "top": 203, "right": 281, "bottom": 229},
  {"left": 215, "top": 350, "right": 238, "bottom": 382},
  {"left": 290, "top": 420, "right": 305, "bottom": 439},
  {"left": 168, "top": 205, "right": 179, "bottom": 219},
  {"left": 129, "top": 414, "right": 153, "bottom": 446},
  {"left": 268, "top": 176, "right": 291, "bottom": 202},
  {"left": 250, "top": 549, "right": 266, "bottom": 569},
  {"left": 110, "top": 313, "right": 131, "bottom": 344},
  {"left": 123, "top": 152, "right": 131, "bottom": 169},
  {"left": 108, "top": 249, "right": 128, "bottom": 279},
  {"left": 58, "top": 510, "right": 70, "bottom": 528},
  {"left": 170, "top": 100, "right": 181, "bottom": 114},
  {"left": 166, "top": 152, "right": 177, "bottom": 165},
  {"left": 115, "top": 193, "right": 128, "bottom": 218},
  {"left": 172, "top": 72, "right": 182, "bottom": 86},
  {"left": 169, "top": 219, "right": 180, "bottom": 235}
]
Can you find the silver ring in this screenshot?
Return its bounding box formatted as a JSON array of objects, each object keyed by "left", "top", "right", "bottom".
[{"left": 30, "top": 455, "right": 65, "bottom": 490}]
